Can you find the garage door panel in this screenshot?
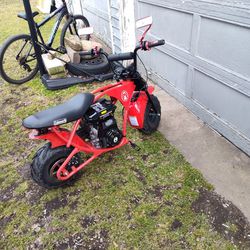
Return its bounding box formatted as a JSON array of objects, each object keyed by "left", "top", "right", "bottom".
[
  {"left": 193, "top": 70, "right": 250, "bottom": 137},
  {"left": 141, "top": 49, "right": 188, "bottom": 94},
  {"left": 138, "top": 1, "right": 193, "bottom": 52},
  {"left": 198, "top": 17, "right": 250, "bottom": 79}
]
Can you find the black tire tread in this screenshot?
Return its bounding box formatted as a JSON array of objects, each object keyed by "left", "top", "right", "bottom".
[
  {"left": 140, "top": 95, "right": 161, "bottom": 135},
  {"left": 30, "top": 143, "right": 81, "bottom": 189}
]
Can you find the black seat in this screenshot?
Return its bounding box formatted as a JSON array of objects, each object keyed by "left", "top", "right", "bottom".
[
  {"left": 17, "top": 11, "right": 39, "bottom": 21},
  {"left": 23, "top": 93, "right": 94, "bottom": 129}
]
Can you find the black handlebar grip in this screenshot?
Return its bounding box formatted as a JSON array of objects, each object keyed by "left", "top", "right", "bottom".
[
  {"left": 108, "top": 52, "right": 134, "bottom": 62},
  {"left": 148, "top": 39, "right": 165, "bottom": 48}
]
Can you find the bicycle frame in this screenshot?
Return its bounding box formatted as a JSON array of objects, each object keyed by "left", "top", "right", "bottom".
[
  {"left": 36, "top": 4, "right": 69, "bottom": 48},
  {"left": 29, "top": 80, "right": 155, "bottom": 181}
]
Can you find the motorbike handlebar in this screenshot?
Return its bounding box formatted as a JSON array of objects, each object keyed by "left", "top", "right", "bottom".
[
  {"left": 140, "top": 39, "right": 165, "bottom": 51},
  {"left": 108, "top": 52, "right": 134, "bottom": 62},
  {"left": 78, "top": 39, "right": 165, "bottom": 63},
  {"left": 148, "top": 39, "right": 165, "bottom": 48}
]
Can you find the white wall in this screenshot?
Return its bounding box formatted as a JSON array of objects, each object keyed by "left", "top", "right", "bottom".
[{"left": 71, "top": 0, "right": 136, "bottom": 53}]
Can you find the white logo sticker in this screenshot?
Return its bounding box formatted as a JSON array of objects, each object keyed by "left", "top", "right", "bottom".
[
  {"left": 53, "top": 118, "right": 67, "bottom": 126},
  {"left": 121, "top": 90, "right": 129, "bottom": 102},
  {"left": 129, "top": 116, "right": 139, "bottom": 127}
]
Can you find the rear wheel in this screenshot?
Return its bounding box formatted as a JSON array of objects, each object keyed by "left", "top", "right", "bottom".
[
  {"left": 31, "top": 143, "right": 82, "bottom": 189},
  {"left": 60, "top": 15, "right": 90, "bottom": 49},
  {"left": 140, "top": 95, "right": 161, "bottom": 134},
  {"left": 0, "top": 34, "right": 38, "bottom": 84}
]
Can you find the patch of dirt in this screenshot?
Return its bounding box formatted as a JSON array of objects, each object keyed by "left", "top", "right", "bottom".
[
  {"left": 159, "top": 238, "right": 176, "bottom": 248},
  {"left": 163, "top": 149, "right": 170, "bottom": 155},
  {"left": 141, "top": 154, "right": 149, "bottom": 161},
  {"left": 86, "top": 180, "right": 102, "bottom": 191},
  {"left": 69, "top": 200, "right": 78, "bottom": 210},
  {"left": 0, "top": 181, "right": 20, "bottom": 202},
  {"left": 148, "top": 184, "right": 181, "bottom": 200},
  {"left": 20, "top": 86, "right": 29, "bottom": 92},
  {"left": 2, "top": 97, "right": 15, "bottom": 107},
  {"left": 170, "top": 219, "right": 183, "bottom": 231},
  {"left": 67, "top": 188, "right": 82, "bottom": 197},
  {"left": 44, "top": 197, "right": 68, "bottom": 215},
  {"left": 0, "top": 213, "right": 15, "bottom": 229},
  {"left": 112, "top": 176, "right": 127, "bottom": 187},
  {"left": 192, "top": 188, "right": 250, "bottom": 247},
  {"left": 0, "top": 115, "right": 9, "bottom": 126},
  {"left": 25, "top": 183, "right": 46, "bottom": 205},
  {"left": 130, "top": 196, "right": 141, "bottom": 206},
  {"left": 27, "top": 236, "right": 44, "bottom": 250},
  {"left": 148, "top": 185, "right": 167, "bottom": 199},
  {"left": 30, "top": 215, "right": 54, "bottom": 236},
  {"left": 149, "top": 205, "right": 163, "bottom": 217},
  {"left": 53, "top": 230, "right": 109, "bottom": 250},
  {"left": 164, "top": 200, "right": 173, "bottom": 207},
  {"left": 17, "top": 163, "right": 31, "bottom": 180},
  {"left": 103, "top": 152, "right": 115, "bottom": 163},
  {"left": 132, "top": 168, "right": 146, "bottom": 185},
  {"left": 81, "top": 216, "right": 96, "bottom": 228},
  {"left": 14, "top": 102, "right": 26, "bottom": 110}
]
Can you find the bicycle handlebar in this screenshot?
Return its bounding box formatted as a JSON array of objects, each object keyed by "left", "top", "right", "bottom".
[
  {"left": 78, "top": 39, "right": 165, "bottom": 63},
  {"left": 78, "top": 50, "right": 94, "bottom": 56}
]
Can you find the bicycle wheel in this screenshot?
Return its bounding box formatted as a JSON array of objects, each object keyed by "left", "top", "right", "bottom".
[
  {"left": 60, "top": 15, "right": 90, "bottom": 48},
  {"left": 0, "top": 34, "right": 38, "bottom": 84}
]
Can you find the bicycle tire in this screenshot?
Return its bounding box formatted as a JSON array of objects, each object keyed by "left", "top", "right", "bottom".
[
  {"left": 60, "top": 15, "right": 90, "bottom": 49},
  {"left": 0, "top": 34, "right": 38, "bottom": 84}
]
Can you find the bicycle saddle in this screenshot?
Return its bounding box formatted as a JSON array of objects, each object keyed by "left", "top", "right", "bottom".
[
  {"left": 23, "top": 93, "right": 94, "bottom": 129},
  {"left": 18, "top": 11, "right": 39, "bottom": 21}
]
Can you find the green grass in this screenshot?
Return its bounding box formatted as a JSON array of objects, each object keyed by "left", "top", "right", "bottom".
[{"left": 0, "top": 1, "right": 240, "bottom": 249}]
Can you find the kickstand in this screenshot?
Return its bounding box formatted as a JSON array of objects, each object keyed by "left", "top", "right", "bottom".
[{"left": 129, "top": 141, "right": 141, "bottom": 151}]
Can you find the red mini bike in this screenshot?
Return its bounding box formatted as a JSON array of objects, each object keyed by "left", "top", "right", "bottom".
[{"left": 23, "top": 17, "right": 165, "bottom": 188}]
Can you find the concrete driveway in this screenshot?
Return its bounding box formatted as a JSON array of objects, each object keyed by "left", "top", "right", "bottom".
[{"left": 154, "top": 84, "right": 250, "bottom": 222}]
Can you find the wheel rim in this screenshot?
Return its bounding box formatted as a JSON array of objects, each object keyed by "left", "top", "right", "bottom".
[
  {"left": 49, "top": 156, "right": 80, "bottom": 180},
  {"left": 2, "top": 37, "right": 37, "bottom": 83},
  {"left": 82, "top": 56, "right": 104, "bottom": 66},
  {"left": 49, "top": 158, "right": 65, "bottom": 178}
]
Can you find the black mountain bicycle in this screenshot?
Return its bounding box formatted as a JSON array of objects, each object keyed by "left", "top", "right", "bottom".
[{"left": 0, "top": 0, "right": 90, "bottom": 84}]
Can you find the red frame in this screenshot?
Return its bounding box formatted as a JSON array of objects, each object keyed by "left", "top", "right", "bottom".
[{"left": 30, "top": 80, "right": 155, "bottom": 181}]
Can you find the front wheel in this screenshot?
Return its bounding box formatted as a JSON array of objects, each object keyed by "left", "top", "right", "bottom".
[
  {"left": 31, "top": 143, "right": 82, "bottom": 189},
  {"left": 60, "top": 15, "right": 90, "bottom": 49},
  {"left": 0, "top": 34, "right": 38, "bottom": 84},
  {"left": 140, "top": 95, "right": 161, "bottom": 135}
]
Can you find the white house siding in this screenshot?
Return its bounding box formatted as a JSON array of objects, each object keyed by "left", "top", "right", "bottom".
[{"left": 71, "top": 0, "right": 112, "bottom": 46}]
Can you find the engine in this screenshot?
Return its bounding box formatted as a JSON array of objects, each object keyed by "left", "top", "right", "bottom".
[{"left": 83, "top": 99, "right": 123, "bottom": 148}]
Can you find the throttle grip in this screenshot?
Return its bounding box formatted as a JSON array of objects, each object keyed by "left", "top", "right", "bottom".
[
  {"left": 141, "top": 39, "right": 165, "bottom": 50},
  {"left": 149, "top": 39, "right": 165, "bottom": 48}
]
